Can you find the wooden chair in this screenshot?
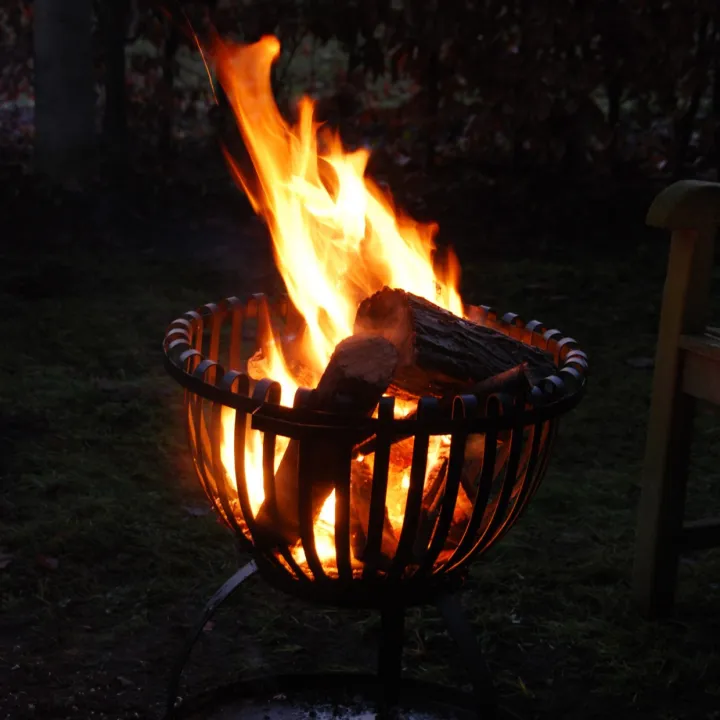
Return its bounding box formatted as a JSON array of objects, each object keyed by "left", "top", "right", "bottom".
[{"left": 633, "top": 180, "right": 720, "bottom": 617}]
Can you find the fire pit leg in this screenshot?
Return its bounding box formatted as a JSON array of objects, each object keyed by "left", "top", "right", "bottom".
[
  {"left": 165, "top": 560, "right": 259, "bottom": 719},
  {"left": 377, "top": 604, "right": 405, "bottom": 709},
  {"left": 436, "top": 593, "right": 497, "bottom": 719}
]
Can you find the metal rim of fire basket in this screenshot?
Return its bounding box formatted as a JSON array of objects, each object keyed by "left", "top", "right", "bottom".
[
  {"left": 162, "top": 293, "right": 588, "bottom": 607},
  {"left": 163, "top": 294, "right": 588, "bottom": 435},
  {"left": 161, "top": 294, "right": 588, "bottom": 720}
]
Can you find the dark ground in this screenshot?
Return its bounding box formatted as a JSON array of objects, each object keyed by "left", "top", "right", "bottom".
[{"left": 1, "top": 156, "right": 720, "bottom": 720}]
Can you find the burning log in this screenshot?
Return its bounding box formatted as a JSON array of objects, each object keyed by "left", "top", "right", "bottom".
[
  {"left": 407, "top": 434, "right": 512, "bottom": 560},
  {"left": 412, "top": 454, "right": 449, "bottom": 559},
  {"left": 353, "top": 287, "right": 556, "bottom": 398},
  {"left": 254, "top": 288, "right": 546, "bottom": 561},
  {"left": 254, "top": 334, "right": 399, "bottom": 544},
  {"left": 352, "top": 363, "right": 531, "bottom": 459},
  {"left": 460, "top": 363, "right": 532, "bottom": 406},
  {"left": 445, "top": 484, "right": 475, "bottom": 551},
  {"left": 458, "top": 433, "right": 513, "bottom": 506},
  {"left": 350, "top": 458, "right": 398, "bottom": 568}
]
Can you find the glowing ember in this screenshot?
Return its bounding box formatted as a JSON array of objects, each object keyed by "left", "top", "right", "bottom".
[{"left": 214, "top": 35, "right": 464, "bottom": 573}]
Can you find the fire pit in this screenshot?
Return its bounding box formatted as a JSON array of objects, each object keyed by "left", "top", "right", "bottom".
[
  {"left": 160, "top": 32, "right": 588, "bottom": 720},
  {"left": 163, "top": 294, "right": 587, "bottom": 718}
]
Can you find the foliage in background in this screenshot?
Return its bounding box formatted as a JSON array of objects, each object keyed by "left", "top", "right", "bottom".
[{"left": 1, "top": 0, "right": 720, "bottom": 181}]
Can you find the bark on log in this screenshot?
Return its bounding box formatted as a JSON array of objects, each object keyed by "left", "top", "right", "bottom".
[
  {"left": 254, "top": 334, "right": 398, "bottom": 544},
  {"left": 352, "top": 363, "right": 531, "bottom": 460},
  {"left": 460, "top": 363, "right": 532, "bottom": 407},
  {"left": 353, "top": 287, "right": 556, "bottom": 398}
]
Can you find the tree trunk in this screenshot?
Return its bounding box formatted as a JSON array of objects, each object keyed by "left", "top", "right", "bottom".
[
  {"left": 100, "top": 0, "right": 129, "bottom": 168},
  {"left": 673, "top": 15, "right": 712, "bottom": 180},
  {"left": 33, "top": 0, "right": 96, "bottom": 185},
  {"left": 714, "top": 29, "right": 720, "bottom": 181},
  {"left": 159, "top": 17, "right": 179, "bottom": 163},
  {"left": 606, "top": 70, "right": 623, "bottom": 171}
]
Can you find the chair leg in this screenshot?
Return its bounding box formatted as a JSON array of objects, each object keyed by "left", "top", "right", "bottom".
[{"left": 633, "top": 392, "right": 696, "bottom": 618}]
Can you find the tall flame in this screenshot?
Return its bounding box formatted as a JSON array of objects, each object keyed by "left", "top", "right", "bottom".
[{"left": 214, "top": 36, "right": 463, "bottom": 571}]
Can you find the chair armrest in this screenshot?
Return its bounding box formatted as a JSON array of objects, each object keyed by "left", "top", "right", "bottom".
[{"left": 646, "top": 180, "right": 720, "bottom": 231}]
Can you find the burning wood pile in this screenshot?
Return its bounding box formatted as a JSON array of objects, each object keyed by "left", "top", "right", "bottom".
[
  {"left": 161, "top": 33, "right": 587, "bottom": 719},
  {"left": 239, "top": 286, "right": 556, "bottom": 574},
  {"left": 157, "top": 34, "right": 572, "bottom": 577}
]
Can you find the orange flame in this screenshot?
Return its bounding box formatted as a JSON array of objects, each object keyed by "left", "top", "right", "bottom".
[{"left": 214, "top": 36, "right": 463, "bottom": 572}]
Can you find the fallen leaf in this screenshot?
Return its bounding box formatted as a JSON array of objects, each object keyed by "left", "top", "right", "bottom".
[
  {"left": 183, "top": 505, "right": 210, "bottom": 517},
  {"left": 117, "top": 676, "right": 134, "bottom": 688},
  {"left": 626, "top": 357, "right": 655, "bottom": 369},
  {"left": 0, "top": 550, "right": 14, "bottom": 570},
  {"left": 36, "top": 555, "right": 59, "bottom": 571},
  {"left": 517, "top": 676, "right": 532, "bottom": 696}
]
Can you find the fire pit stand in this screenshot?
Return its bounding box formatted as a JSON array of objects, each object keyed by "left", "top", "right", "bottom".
[
  {"left": 163, "top": 294, "right": 588, "bottom": 719},
  {"left": 166, "top": 558, "right": 495, "bottom": 719}
]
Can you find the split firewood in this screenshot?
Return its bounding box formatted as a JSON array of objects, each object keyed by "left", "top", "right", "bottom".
[
  {"left": 460, "top": 362, "right": 532, "bottom": 407},
  {"left": 445, "top": 484, "right": 474, "bottom": 551},
  {"left": 352, "top": 363, "right": 531, "bottom": 460},
  {"left": 410, "top": 434, "right": 511, "bottom": 561},
  {"left": 440, "top": 434, "right": 518, "bottom": 554},
  {"left": 385, "top": 429, "right": 513, "bottom": 562},
  {"left": 254, "top": 334, "right": 399, "bottom": 544},
  {"left": 389, "top": 436, "right": 415, "bottom": 469},
  {"left": 351, "top": 365, "right": 526, "bottom": 563},
  {"left": 353, "top": 287, "right": 556, "bottom": 398},
  {"left": 349, "top": 458, "right": 398, "bottom": 568},
  {"left": 460, "top": 433, "right": 512, "bottom": 502},
  {"left": 412, "top": 455, "right": 449, "bottom": 559}
]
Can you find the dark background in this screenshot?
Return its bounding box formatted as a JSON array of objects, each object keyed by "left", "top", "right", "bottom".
[
  {"left": 1, "top": 2, "right": 720, "bottom": 719},
  {"left": 4, "top": 0, "right": 720, "bottom": 247}
]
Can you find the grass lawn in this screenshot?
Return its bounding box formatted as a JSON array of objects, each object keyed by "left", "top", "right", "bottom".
[{"left": 1, "top": 185, "right": 720, "bottom": 720}]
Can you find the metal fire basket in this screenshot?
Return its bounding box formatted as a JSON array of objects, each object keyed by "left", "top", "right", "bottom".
[{"left": 163, "top": 293, "right": 587, "bottom": 719}]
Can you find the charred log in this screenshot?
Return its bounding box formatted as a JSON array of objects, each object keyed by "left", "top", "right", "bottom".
[
  {"left": 350, "top": 458, "right": 398, "bottom": 568},
  {"left": 352, "top": 363, "right": 531, "bottom": 460},
  {"left": 254, "top": 334, "right": 398, "bottom": 544}
]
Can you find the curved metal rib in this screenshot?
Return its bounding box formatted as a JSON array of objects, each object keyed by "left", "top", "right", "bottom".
[{"left": 165, "top": 561, "right": 259, "bottom": 719}]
